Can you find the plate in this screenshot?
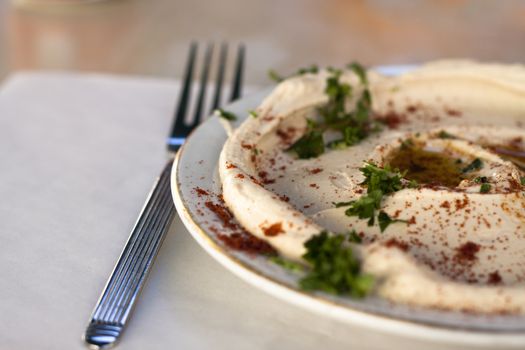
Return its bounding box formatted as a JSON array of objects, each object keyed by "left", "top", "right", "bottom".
[{"left": 171, "top": 66, "right": 525, "bottom": 347}]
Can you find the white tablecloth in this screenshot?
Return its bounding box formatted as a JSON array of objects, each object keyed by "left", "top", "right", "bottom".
[{"left": 0, "top": 71, "right": 495, "bottom": 350}]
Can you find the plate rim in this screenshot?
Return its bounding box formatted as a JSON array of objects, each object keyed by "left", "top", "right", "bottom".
[{"left": 171, "top": 70, "right": 525, "bottom": 346}]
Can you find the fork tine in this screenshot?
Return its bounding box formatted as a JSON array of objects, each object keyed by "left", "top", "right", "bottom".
[
  {"left": 210, "top": 42, "right": 228, "bottom": 113},
  {"left": 229, "top": 43, "right": 245, "bottom": 102},
  {"left": 168, "top": 42, "right": 197, "bottom": 151},
  {"left": 191, "top": 43, "right": 213, "bottom": 126}
]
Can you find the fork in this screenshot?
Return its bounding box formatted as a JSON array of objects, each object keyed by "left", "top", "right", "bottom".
[{"left": 83, "top": 42, "right": 245, "bottom": 349}]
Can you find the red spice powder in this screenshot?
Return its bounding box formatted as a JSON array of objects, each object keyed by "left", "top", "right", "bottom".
[
  {"left": 455, "top": 241, "right": 481, "bottom": 262},
  {"left": 440, "top": 201, "right": 451, "bottom": 209},
  {"left": 204, "top": 201, "right": 236, "bottom": 230},
  {"left": 217, "top": 233, "right": 276, "bottom": 255},
  {"left": 205, "top": 197, "right": 276, "bottom": 255},
  {"left": 275, "top": 127, "right": 297, "bottom": 145},
  {"left": 455, "top": 196, "right": 470, "bottom": 211},
  {"left": 406, "top": 105, "right": 418, "bottom": 113},
  {"left": 258, "top": 171, "right": 276, "bottom": 185},
  {"left": 194, "top": 187, "right": 209, "bottom": 197},
  {"left": 262, "top": 222, "right": 284, "bottom": 237},
  {"left": 279, "top": 195, "right": 290, "bottom": 202},
  {"left": 384, "top": 238, "right": 409, "bottom": 252},
  {"left": 445, "top": 108, "right": 462, "bottom": 117},
  {"left": 375, "top": 112, "right": 406, "bottom": 129},
  {"left": 309, "top": 168, "right": 323, "bottom": 174},
  {"left": 488, "top": 271, "right": 502, "bottom": 285}
]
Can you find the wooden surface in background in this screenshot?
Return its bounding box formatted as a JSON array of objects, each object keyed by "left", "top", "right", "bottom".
[{"left": 0, "top": 0, "right": 524, "bottom": 84}]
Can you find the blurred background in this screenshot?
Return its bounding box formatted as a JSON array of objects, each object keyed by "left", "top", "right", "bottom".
[{"left": 0, "top": 0, "right": 524, "bottom": 85}]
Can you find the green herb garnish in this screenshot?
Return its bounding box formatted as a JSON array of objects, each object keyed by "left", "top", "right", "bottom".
[
  {"left": 343, "top": 163, "right": 409, "bottom": 232},
  {"left": 299, "top": 231, "right": 374, "bottom": 297},
  {"left": 288, "top": 129, "right": 325, "bottom": 159},
  {"left": 347, "top": 62, "right": 368, "bottom": 85},
  {"left": 333, "top": 201, "right": 354, "bottom": 208},
  {"left": 348, "top": 230, "right": 362, "bottom": 244},
  {"left": 360, "top": 163, "right": 404, "bottom": 194},
  {"left": 215, "top": 109, "right": 237, "bottom": 121},
  {"left": 268, "top": 65, "right": 319, "bottom": 83},
  {"left": 378, "top": 211, "right": 407, "bottom": 232},
  {"left": 521, "top": 176, "right": 525, "bottom": 186},
  {"left": 474, "top": 176, "right": 488, "bottom": 184},
  {"left": 462, "top": 158, "right": 483, "bottom": 173},
  {"left": 345, "top": 189, "right": 383, "bottom": 226},
  {"left": 270, "top": 256, "right": 305, "bottom": 273},
  {"left": 480, "top": 183, "right": 491, "bottom": 193},
  {"left": 289, "top": 64, "right": 375, "bottom": 159},
  {"left": 437, "top": 130, "right": 456, "bottom": 139},
  {"left": 268, "top": 69, "right": 285, "bottom": 83},
  {"left": 249, "top": 110, "right": 258, "bottom": 118}
]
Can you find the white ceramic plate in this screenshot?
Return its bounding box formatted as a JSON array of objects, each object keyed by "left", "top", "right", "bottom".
[{"left": 171, "top": 66, "right": 525, "bottom": 347}]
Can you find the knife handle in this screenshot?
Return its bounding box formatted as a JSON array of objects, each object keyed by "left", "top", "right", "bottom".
[{"left": 84, "top": 159, "right": 176, "bottom": 349}]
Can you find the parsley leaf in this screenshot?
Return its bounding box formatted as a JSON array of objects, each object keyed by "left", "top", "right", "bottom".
[
  {"left": 268, "top": 69, "right": 284, "bottom": 83},
  {"left": 215, "top": 109, "right": 237, "bottom": 121},
  {"left": 348, "top": 230, "right": 362, "bottom": 243},
  {"left": 521, "top": 176, "right": 525, "bottom": 186},
  {"left": 462, "top": 158, "right": 483, "bottom": 173},
  {"left": 437, "top": 130, "right": 456, "bottom": 139},
  {"left": 289, "top": 130, "right": 325, "bottom": 159},
  {"left": 299, "top": 231, "right": 374, "bottom": 297},
  {"left": 474, "top": 176, "right": 488, "bottom": 183},
  {"left": 270, "top": 256, "right": 305, "bottom": 273},
  {"left": 249, "top": 110, "right": 258, "bottom": 118},
  {"left": 289, "top": 63, "right": 376, "bottom": 159},
  {"left": 333, "top": 201, "right": 354, "bottom": 208},
  {"left": 360, "top": 163, "right": 404, "bottom": 194},
  {"left": 343, "top": 163, "right": 409, "bottom": 230},
  {"left": 377, "top": 211, "right": 406, "bottom": 232},
  {"left": 345, "top": 189, "right": 382, "bottom": 226},
  {"left": 480, "top": 183, "right": 491, "bottom": 193},
  {"left": 347, "top": 62, "right": 368, "bottom": 85},
  {"left": 268, "top": 64, "right": 319, "bottom": 83}
]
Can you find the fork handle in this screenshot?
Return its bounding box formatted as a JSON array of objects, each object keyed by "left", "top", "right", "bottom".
[{"left": 84, "top": 159, "right": 176, "bottom": 349}]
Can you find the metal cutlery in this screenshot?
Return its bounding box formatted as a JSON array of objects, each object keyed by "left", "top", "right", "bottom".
[{"left": 83, "top": 42, "right": 245, "bottom": 349}]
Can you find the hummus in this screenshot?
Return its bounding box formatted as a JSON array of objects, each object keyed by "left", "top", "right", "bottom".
[{"left": 218, "top": 60, "right": 525, "bottom": 314}]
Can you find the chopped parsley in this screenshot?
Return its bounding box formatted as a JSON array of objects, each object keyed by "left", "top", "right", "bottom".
[
  {"left": 268, "top": 69, "right": 284, "bottom": 83},
  {"left": 333, "top": 200, "right": 354, "bottom": 208},
  {"left": 480, "top": 183, "right": 491, "bottom": 193},
  {"left": 360, "top": 163, "right": 404, "bottom": 194},
  {"left": 248, "top": 110, "right": 258, "bottom": 118},
  {"left": 288, "top": 130, "right": 324, "bottom": 159},
  {"left": 521, "top": 176, "right": 525, "bottom": 186},
  {"left": 343, "top": 163, "right": 409, "bottom": 232},
  {"left": 299, "top": 231, "right": 374, "bottom": 297},
  {"left": 269, "top": 256, "right": 305, "bottom": 273},
  {"left": 215, "top": 109, "right": 237, "bottom": 121},
  {"left": 289, "top": 64, "right": 376, "bottom": 159},
  {"left": 462, "top": 158, "right": 483, "bottom": 173},
  {"left": 347, "top": 62, "right": 368, "bottom": 85},
  {"left": 268, "top": 64, "right": 319, "bottom": 83},
  {"left": 378, "top": 211, "right": 406, "bottom": 232},
  {"left": 348, "top": 230, "right": 363, "bottom": 244},
  {"left": 474, "top": 176, "right": 488, "bottom": 184},
  {"left": 437, "top": 130, "right": 456, "bottom": 139}
]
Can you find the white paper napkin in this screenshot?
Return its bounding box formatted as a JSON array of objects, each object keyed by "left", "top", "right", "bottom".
[{"left": 0, "top": 71, "right": 481, "bottom": 350}]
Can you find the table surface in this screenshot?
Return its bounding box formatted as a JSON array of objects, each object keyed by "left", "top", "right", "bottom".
[
  {"left": 0, "top": 0, "right": 524, "bottom": 84},
  {"left": 0, "top": 70, "right": 516, "bottom": 350}
]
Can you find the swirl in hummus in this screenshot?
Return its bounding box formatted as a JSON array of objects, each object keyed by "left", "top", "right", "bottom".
[{"left": 218, "top": 60, "right": 525, "bottom": 314}]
